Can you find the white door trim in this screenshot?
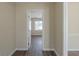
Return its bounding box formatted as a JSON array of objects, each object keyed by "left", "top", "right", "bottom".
[
  {"left": 26, "top": 8, "right": 44, "bottom": 50},
  {"left": 63, "top": 2, "right": 68, "bottom": 56},
  {"left": 26, "top": 8, "right": 32, "bottom": 50}
]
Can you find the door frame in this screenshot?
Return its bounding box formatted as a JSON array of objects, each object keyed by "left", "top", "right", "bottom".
[
  {"left": 25, "top": 3, "right": 68, "bottom": 56},
  {"left": 26, "top": 9, "right": 32, "bottom": 50},
  {"left": 26, "top": 8, "right": 44, "bottom": 50},
  {"left": 63, "top": 2, "right": 68, "bottom": 56}
]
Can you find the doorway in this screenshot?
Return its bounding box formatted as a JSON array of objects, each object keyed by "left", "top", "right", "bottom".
[{"left": 27, "top": 9, "right": 43, "bottom": 56}]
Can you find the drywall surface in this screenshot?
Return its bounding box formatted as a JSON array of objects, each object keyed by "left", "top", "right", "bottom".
[
  {"left": 68, "top": 3, "right": 79, "bottom": 50},
  {"left": 54, "top": 3, "right": 64, "bottom": 56},
  {"left": 49, "top": 3, "right": 55, "bottom": 50},
  {"left": 0, "top": 3, "right": 16, "bottom": 56}
]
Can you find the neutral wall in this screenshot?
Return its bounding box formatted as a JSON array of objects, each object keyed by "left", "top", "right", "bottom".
[
  {"left": 16, "top": 3, "right": 27, "bottom": 50},
  {"left": 16, "top": 3, "right": 53, "bottom": 50},
  {"left": 68, "top": 3, "right": 79, "bottom": 50},
  {"left": 0, "top": 3, "right": 16, "bottom": 56},
  {"left": 54, "top": 3, "right": 64, "bottom": 56},
  {"left": 49, "top": 3, "right": 55, "bottom": 50}
]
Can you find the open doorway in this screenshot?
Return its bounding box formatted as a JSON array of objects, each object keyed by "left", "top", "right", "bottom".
[
  {"left": 27, "top": 9, "right": 43, "bottom": 56},
  {"left": 30, "top": 18, "right": 43, "bottom": 56}
]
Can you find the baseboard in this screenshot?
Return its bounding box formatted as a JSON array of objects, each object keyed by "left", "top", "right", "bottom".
[
  {"left": 9, "top": 49, "right": 16, "bottom": 56},
  {"left": 9, "top": 48, "right": 59, "bottom": 56},
  {"left": 54, "top": 49, "right": 59, "bottom": 56},
  {"left": 43, "top": 49, "right": 59, "bottom": 56},
  {"left": 9, "top": 48, "right": 28, "bottom": 56},
  {"left": 68, "top": 49, "right": 79, "bottom": 51},
  {"left": 43, "top": 49, "right": 54, "bottom": 51},
  {"left": 69, "top": 33, "right": 79, "bottom": 36},
  {"left": 16, "top": 48, "right": 28, "bottom": 51},
  {"left": 31, "top": 35, "right": 42, "bottom": 36}
]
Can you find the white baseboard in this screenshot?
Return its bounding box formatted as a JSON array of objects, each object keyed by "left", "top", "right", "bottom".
[
  {"left": 69, "top": 33, "right": 79, "bottom": 36},
  {"left": 54, "top": 49, "right": 59, "bottom": 56},
  {"left": 43, "top": 49, "right": 54, "bottom": 51},
  {"left": 16, "top": 48, "right": 28, "bottom": 51},
  {"left": 43, "top": 49, "right": 59, "bottom": 56},
  {"left": 9, "top": 49, "right": 16, "bottom": 56},
  {"left": 9, "top": 48, "right": 28, "bottom": 56},
  {"left": 9, "top": 48, "right": 60, "bottom": 56},
  {"left": 68, "top": 49, "right": 79, "bottom": 51},
  {"left": 32, "top": 34, "right": 42, "bottom": 35}
]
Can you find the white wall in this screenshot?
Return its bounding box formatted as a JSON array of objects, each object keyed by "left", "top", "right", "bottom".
[
  {"left": 16, "top": 3, "right": 52, "bottom": 50},
  {"left": 54, "top": 3, "right": 64, "bottom": 56},
  {"left": 31, "top": 9, "right": 43, "bottom": 18},
  {"left": 0, "top": 3, "right": 16, "bottom": 56},
  {"left": 16, "top": 3, "right": 27, "bottom": 50},
  {"left": 68, "top": 3, "right": 79, "bottom": 50},
  {"left": 49, "top": 3, "right": 55, "bottom": 50}
]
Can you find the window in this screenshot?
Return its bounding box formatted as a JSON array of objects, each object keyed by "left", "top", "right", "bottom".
[{"left": 35, "top": 21, "right": 43, "bottom": 30}]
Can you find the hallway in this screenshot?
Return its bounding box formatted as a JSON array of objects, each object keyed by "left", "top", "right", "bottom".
[
  {"left": 29, "top": 35, "right": 43, "bottom": 56},
  {"left": 12, "top": 35, "right": 56, "bottom": 56}
]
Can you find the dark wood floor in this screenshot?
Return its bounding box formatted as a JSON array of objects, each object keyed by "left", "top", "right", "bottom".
[
  {"left": 12, "top": 35, "right": 56, "bottom": 56},
  {"left": 12, "top": 50, "right": 56, "bottom": 56},
  {"left": 68, "top": 51, "right": 79, "bottom": 56}
]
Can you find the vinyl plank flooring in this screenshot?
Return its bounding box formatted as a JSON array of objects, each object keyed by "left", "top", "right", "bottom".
[
  {"left": 12, "top": 50, "right": 56, "bottom": 56},
  {"left": 68, "top": 51, "right": 79, "bottom": 56},
  {"left": 12, "top": 35, "right": 56, "bottom": 56},
  {"left": 29, "top": 35, "right": 43, "bottom": 56},
  {"left": 12, "top": 51, "right": 26, "bottom": 56},
  {"left": 43, "top": 51, "right": 56, "bottom": 56}
]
